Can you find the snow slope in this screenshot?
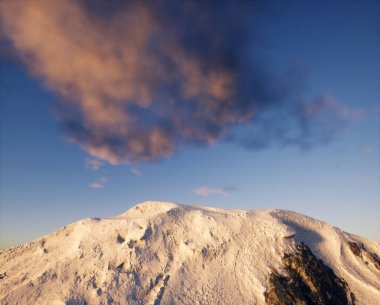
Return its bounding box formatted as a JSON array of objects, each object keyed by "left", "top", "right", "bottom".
[{"left": 0, "top": 201, "right": 379, "bottom": 305}]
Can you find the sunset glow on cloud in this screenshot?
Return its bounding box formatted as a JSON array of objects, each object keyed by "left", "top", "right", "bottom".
[{"left": 0, "top": 0, "right": 357, "bottom": 164}]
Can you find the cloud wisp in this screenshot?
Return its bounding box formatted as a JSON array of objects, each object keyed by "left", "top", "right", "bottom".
[
  {"left": 85, "top": 158, "right": 104, "bottom": 171},
  {"left": 89, "top": 177, "right": 107, "bottom": 189},
  {"left": 130, "top": 168, "right": 142, "bottom": 177},
  {"left": 0, "top": 0, "right": 357, "bottom": 164},
  {"left": 360, "top": 145, "right": 374, "bottom": 155},
  {"left": 194, "top": 186, "right": 236, "bottom": 197}
]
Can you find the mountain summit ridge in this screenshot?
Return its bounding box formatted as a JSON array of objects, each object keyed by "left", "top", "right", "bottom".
[{"left": 1, "top": 201, "right": 379, "bottom": 305}]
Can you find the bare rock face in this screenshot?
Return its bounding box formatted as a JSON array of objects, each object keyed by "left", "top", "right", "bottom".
[
  {"left": 265, "top": 243, "right": 355, "bottom": 305},
  {"left": 348, "top": 241, "right": 380, "bottom": 271},
  {"left": 0, "top": 202, "right": 379, "bottom": 305}
]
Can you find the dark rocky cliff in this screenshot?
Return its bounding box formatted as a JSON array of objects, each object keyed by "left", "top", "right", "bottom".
[{"left": 265, "top": 242, "right": 356, "bottom": 305}]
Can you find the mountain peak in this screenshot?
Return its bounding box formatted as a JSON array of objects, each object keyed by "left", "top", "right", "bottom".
[
  {"left": 1, "top": 202, "right": 379, "bottom": 305},
  {"left": 119, "top": 201, "right": 182, "bottom": 218}
]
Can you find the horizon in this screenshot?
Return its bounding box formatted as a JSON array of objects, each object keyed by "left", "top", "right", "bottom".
[{"left": 1, "top": 0, "right": 379, "bottom": 250}]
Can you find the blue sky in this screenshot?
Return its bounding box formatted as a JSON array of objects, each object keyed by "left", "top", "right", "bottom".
[{"left": 0, "top": 0, "right": 379, "bottom": 249}]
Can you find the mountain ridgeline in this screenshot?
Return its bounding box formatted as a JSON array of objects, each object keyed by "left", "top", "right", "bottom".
[{"left": 0, "top": 202, "right": 379, "bottom": 305}]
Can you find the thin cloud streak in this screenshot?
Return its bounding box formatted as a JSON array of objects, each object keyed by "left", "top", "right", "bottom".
[
  {"left": 194, "top": 186, "right": 236, "bottom": 197},
  {"left": 85, "top": 158, "right": 104, "bottom": 170},
  {"left": 89, "top": 182, "right": 103, "bottom": 189},
  {"left": 89, "top": 177, "right": 107, "bottom": 189},
  {"left": 360, "top": 145, "right": 374, "bottom": 155},
  {"left": 302, "top": 94, "right": 364, "bottom": 121},
  {"left": 130, "top": 168, "right": 142, "bottom": 176}
]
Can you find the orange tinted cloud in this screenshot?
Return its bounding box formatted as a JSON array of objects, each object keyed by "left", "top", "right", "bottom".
[
  {"left": 0, "top": 1, "right": 354, "bottom": 163},
  {"left": 1, "top": 0, "right": 244, "bottom": 163}
]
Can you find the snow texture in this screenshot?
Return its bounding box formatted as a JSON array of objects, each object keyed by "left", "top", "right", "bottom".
[{"left": 0, "top": 201, "right": 379, "bottom": 304}]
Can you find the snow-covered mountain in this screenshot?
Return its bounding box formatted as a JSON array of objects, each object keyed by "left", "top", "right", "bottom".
[{"left": 1, "top": 201, "right": 379, "bottom": 305}]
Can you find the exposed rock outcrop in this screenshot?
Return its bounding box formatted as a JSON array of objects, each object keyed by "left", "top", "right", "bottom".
[{"left": 265, "top": 242, "right": 355, "bottom": 305}]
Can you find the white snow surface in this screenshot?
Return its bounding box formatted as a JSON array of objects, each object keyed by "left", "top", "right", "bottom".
[{"left": 0, "top": 201, "right": 379, "bottom": 304}]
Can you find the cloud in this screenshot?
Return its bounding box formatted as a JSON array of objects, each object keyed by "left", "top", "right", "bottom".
[
  {"left": 130, "top": 168, "right": 142, "bottom": 176},
  {"left": 194, "top": 186, "right": 236, "bottom": 197},
  {"left": 89, "top": 182, "right": 103, "bottom": 189},
  {"left": 85, "top": 158, "right": 104, "bottom": 170},
  {"left": 0, "top": 1, "right": 357, "bottom": 164},
  {"left": 89, "top": 177, "right": 107, "bottom": 189},
  {"left": 302, "top": 94, "right": 364, "bottom": 122},
  {"left": 360, "top": 145, "right": 373, "bottom": 155},
  {"left": 295, "top": 94, "right": 363, "bottom": 147},
  {"left": 227, "top": 94, "right": 360, "bottom": 150}
]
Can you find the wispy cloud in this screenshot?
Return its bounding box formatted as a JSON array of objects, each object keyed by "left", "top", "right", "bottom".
[
  {"left": 89, "top": 177, "right": 107, "bottom": 189},
  {"left": 89, "top": 182, "right": 103, "bottom": 189},
  {"left": 292, "top": 94, "right": 365, "bottom": 148},
  {"left": 302, "top": 94, "right": 364, "bottom": 121},
  {"left": 194, "top": 186, "right": 236, "bottom": 197},
  {"left": 360, "top": 144, "right": 373, "bottom": 155},
  {"left": 130, "top": 168, "right": 142, "bottom": 176},
  {"left": 85, "top": 158, "right": 104, "bottom": 170}
]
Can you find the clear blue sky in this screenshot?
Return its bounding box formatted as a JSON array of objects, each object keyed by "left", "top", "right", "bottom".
[{"left": 1, "top": 0, "right": 379, "bottom": 249}]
